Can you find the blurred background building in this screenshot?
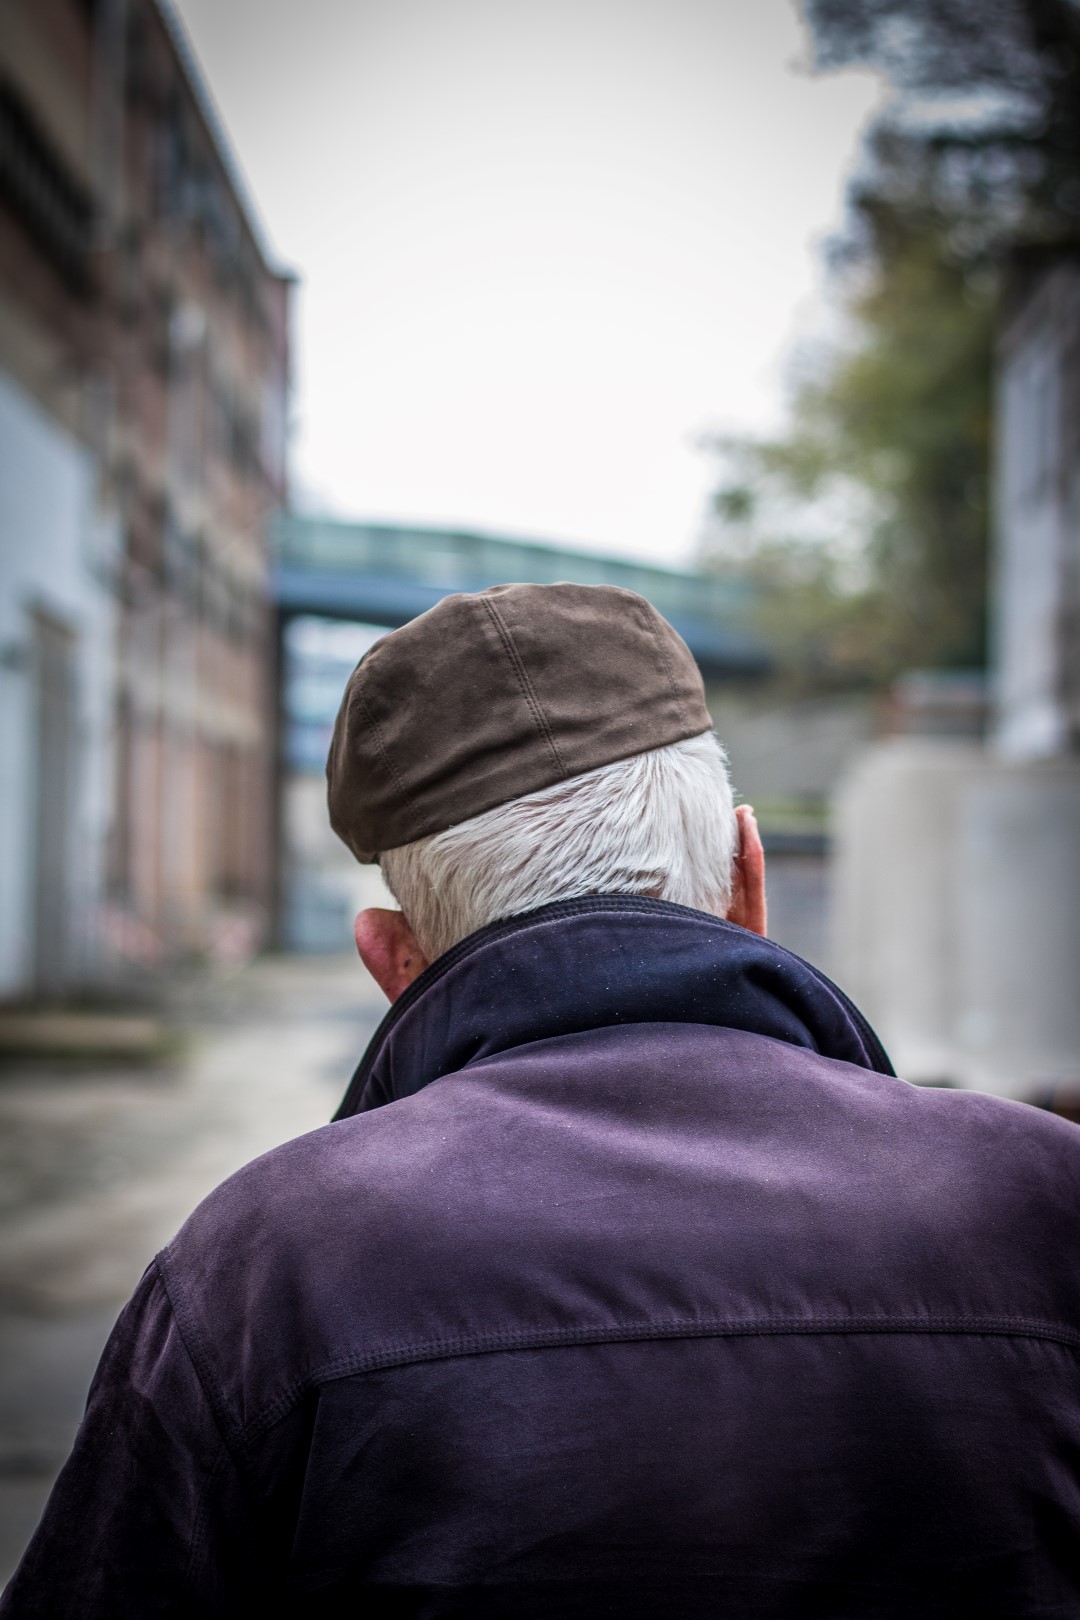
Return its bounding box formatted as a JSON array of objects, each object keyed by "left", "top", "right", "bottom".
[
  {"left": 833, "top": 253, "right": 1080, "bottom": 1100},
  {"left": 0, "top": 0, "right": 291, "bottom": 999}
]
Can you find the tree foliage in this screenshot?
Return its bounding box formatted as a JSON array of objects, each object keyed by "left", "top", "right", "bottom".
[
  {"left": 701, "top": 0, "right": 1080, "bottom": 690},
  {"left": 808, "top": 0, "right": 1080, "bottom": 255},
  {"left": 704, "top": 222, "right": 995, "bottom": 687}
]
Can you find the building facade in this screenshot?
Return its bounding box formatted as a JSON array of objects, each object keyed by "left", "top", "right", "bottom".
[
  {"left": 994, "top": 256, "right": 1080, "bottom": 761},
  {"left": 0, "top": 0, "right": 291, "bottom": 994},
  {"left": 831, "top": 256, "right": 1080, "bottom": 1101}
]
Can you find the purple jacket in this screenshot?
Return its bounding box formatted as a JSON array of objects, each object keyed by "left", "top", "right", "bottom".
[{"left": 4, "top": 898, "right": 1080, "bottom": 1617}]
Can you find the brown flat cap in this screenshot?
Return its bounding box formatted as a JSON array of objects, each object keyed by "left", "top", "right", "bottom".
[{"left": 327, "top": 582, "right": 712, "bottom": 862}]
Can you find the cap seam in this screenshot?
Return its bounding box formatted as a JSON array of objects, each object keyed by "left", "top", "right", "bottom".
[
  {"left": 481, "top": 596, "right": 568, "bottom": 780},
  {"left": 352, "top": 680, "right": 417, "bottom": 828},
  {"left": 636, "top": 599, "right": 688, "bottom": 729}
]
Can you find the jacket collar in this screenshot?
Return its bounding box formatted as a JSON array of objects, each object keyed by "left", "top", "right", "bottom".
[{"left": 334, "top": 897, "right": 893, "bottom": 1120}]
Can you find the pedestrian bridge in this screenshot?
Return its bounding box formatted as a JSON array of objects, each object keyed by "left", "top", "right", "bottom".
[{"left": 269, "top": 514, "right": 769, "bottom": 679}]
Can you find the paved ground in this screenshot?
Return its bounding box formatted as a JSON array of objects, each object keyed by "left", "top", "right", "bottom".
[{"left": 0, "top": 952, "right": 386, "bottom": 1587}]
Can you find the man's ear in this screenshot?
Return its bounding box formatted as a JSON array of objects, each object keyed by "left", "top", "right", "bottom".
[
  {"left": 354, "top": 908, "right": 430, "bottom": 1002},
  {"left": 725, "top": 806, "right": 768, "bottom": 937}
]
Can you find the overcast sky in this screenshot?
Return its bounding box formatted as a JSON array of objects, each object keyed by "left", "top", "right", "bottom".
[{"left": 173, "top": 0, "right": 881, "bottom": 565}]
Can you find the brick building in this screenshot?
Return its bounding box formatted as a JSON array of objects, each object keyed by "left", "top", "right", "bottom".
[{"left": 0, "top": 0, "right": 291, "bottom": 992}]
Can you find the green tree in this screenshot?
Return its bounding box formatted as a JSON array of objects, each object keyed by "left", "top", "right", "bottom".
[
  {"left": 807, "top": 0, "right": 1080, "bottom": 256},
  {"left": 703, "top": 222, "right": 995, "bottom": 687},
  {"left": 702, "top": 0, "right": 1080, "bottom": 691}
]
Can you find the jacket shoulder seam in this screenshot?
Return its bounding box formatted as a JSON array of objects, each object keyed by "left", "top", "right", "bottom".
[
  {"left": 235, "top": 1312, "right": 1080, "bottom": 1447},
  {"left": 183, "top": 1441, "right": 233, "bottom": 1593},
  {"left": 156, "top": 1246, "right": 248, "bottom": 1464}
]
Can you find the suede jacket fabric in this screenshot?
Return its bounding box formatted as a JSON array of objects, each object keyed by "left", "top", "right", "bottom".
[{"left": 4, "top": 898, "right": 1080, "bottom": 1618}]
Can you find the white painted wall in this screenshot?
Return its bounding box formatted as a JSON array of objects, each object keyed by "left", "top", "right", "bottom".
[
  {"left": 993, "top": 262, "right": 1080, "bottom": 760},
  {"left": 0, "top": 372, "right": 117, "bottom": 996},
  {"left": 831, "top": 264, "right": 1080, "bottom": 1101},
  {"left": 706, "top": 689, "right": 876, "bottom": 806},
  {"left": 832, "top": 739, "right": 1080, "bottom": 1096},
  {"left": 994, "top": 318, "right": 1066, "bottom": 757}
]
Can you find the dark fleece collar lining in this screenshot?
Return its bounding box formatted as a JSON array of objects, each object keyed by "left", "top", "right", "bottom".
[{"left": 334, "top": 896, "right": 893, "bottom": 1120}]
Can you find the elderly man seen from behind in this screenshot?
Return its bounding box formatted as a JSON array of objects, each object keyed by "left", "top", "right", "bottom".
[{"left": 4, "top": 583, "right": 1080, "bottom": 1619}]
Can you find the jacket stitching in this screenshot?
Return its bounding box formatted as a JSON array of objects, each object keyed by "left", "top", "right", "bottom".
[
  {"left": 157, "top": 1248, "right": 246, "bottom": 1460},
  {"left": 481, "top": 596, "right": 567, "bottom": 780},
  {"left": 183, "top": 1443, "right": 231, "bottom": 1593},
  {"left": 234, "top": 1313, "right": 1080, "bottom": 1449}
]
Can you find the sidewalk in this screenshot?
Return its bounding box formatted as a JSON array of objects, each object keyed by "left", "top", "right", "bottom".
[{"left": 0, "top": 952, "right": 385, "bottom": 1586}]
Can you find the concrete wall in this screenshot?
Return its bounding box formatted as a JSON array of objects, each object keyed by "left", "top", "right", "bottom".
[
  {"left": 832, "top": 739, "right": 1080, "bottom": 1096},
  {"left": 0, "top": 372, "right": 117, "bottom": 996},
  {"left": 830, "top": 260, "right": 1080, "bottom": 1102},
  {"left": 701, "top": 688, "right": 878, "bottom": 976},
  {"left": 707, "top": 688, "right": 876, "bottom": 809}
]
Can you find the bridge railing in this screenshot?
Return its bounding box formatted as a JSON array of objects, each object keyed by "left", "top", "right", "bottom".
[{"left": 271, "top": 514, "right": 750, "bottom": 622}]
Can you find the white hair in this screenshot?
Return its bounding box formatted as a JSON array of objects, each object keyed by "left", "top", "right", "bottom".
[{"left": 380, "top": 731, "right": 737, "bottom": 964}]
